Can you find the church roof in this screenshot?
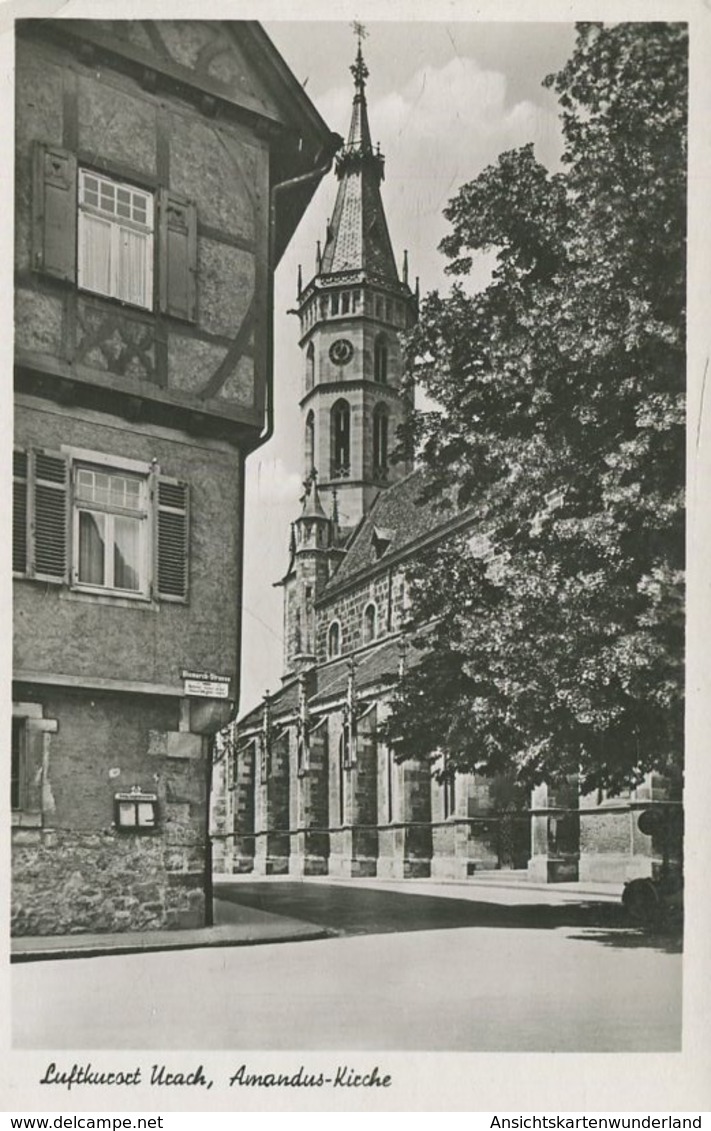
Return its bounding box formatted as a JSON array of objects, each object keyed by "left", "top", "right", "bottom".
[
  {"left": 320, "top": 468, "right": 474, "bottom": 598},
  {"left": 238, "top": 635, "right": 403, "bottom": 731},
  {"left": 317, "top": 43, "right": 400, "bottom": 284}
]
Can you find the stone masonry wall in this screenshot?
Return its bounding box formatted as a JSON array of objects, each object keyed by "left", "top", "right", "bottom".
[{"left": 12, "top": 688, "right": 207, "bottom": 935}]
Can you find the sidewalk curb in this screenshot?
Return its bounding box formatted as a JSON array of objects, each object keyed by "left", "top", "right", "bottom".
[{"left": 11, "top": 925, "right": 334, "bottom": 964}]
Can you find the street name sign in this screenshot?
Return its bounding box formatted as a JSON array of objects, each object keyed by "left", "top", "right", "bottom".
[{"left": 181, "top": 668, "right": 231, "bottom": 699}]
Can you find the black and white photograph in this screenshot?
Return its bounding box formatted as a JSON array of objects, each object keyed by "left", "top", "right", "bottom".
[{"left": 3, "top": 0, "right": 710, "bottom": 1114}]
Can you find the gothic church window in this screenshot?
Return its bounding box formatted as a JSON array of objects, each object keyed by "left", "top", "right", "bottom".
[
  {"left": 374, "top": 335, "right": 388, "bottom": 383},
  {"left": 331, "top": 399, "right": 351, "bottom": 478},
  {"left": 305, "top": 343, "right": 315, "bottom": 392},
  {"left": 328, "top": 620, "right": 341, "bottom": 658},
  {"left": 304, "top": 411, "right": 315, "bottom": 477},
  {"left": 363, "top": 602, "right": 377, "bottom": 644},
  {"left": 373, "top": 404, "right": 389, "bottom": 476}
]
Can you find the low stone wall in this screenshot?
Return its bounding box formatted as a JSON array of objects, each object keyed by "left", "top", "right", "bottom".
[{"left": 11, "top": 828, "right": 205, "bottom": 935}]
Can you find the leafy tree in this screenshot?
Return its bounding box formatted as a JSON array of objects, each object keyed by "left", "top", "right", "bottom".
[{"left": 386, "top": 23, "right": 686, "bottom": 796}]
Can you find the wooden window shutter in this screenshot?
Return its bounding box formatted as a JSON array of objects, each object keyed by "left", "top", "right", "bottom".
[
  {"left": 13, "top": 450, "right": 29, "bottom": 575},
  {"left": 32, "top": 143, "right": 78, "bottom": 282},
  {"left": 32, "top": 450, "right": 70, "bottom": 583},
  {"left": 158, "top": 189, "right": 197, "bottom": 322},
  {"left": 156, "top": 476, "right": 189, "bottom": 601}
]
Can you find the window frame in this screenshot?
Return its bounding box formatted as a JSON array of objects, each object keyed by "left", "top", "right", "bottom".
[
  {"left": 77, "top": 167, "right": 155, "bottom": 311},
  {"left": 69, "top": 451, "right": 153, "bottom": 601}
]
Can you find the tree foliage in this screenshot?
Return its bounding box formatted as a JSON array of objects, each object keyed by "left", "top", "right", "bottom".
[{"left": 385, "top": 23, "right": 686, "bottom": 795}]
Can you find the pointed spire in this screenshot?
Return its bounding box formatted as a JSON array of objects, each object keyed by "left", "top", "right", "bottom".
[
  {"left": 298, "top": 468, "right": 327, "bottom": 520},
  {"left": 402, "top": 249, "right": 409, "bottom": 285},
  {"left": 319, "top": 31, "right": 399, "bottom": 282},
  {"left": 297, "top": 264, "right": 302, "bottom": 296},
  {"left": 315, "top": 239, "right": 321, "bottom": 272}
]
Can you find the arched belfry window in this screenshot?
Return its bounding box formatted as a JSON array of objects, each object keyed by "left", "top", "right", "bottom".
[
  {"left": 374, "top": 334, "right": 388, "bottom": 383},
  {"left": 363, "top": 602, "right": 377, "bottom": 644},
  {"left": 373, "top": 404, "right": 389, "bottom": 479},
  {"left": 331, "top": 399, "right": 351, "bottom": 479},
  {"left": 328, "top": 620, "right": 341, "bottom": 658},
  {"left": 305, "top": 342, "right": 315, "bottom": 392},
  {"left": 304, "top": 410, "right": 315, "bottom": 478}
]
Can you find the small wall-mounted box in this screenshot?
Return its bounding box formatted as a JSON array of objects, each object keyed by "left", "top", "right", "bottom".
[{"left": 114, "top": 788, "right": 159, "bottom": 833}]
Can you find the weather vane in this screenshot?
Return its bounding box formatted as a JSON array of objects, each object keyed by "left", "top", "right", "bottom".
[
  {"left": 351, "top": 20, "right": 368, "bottom": 47},
  {"left": 350, "top": 20, "right": 369, "bottom": 87}
]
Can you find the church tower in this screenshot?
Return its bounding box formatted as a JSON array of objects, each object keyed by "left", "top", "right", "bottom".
[
  {"left": 279, "top": 33, "right": 417, "bottom": 678},
  {"left": 296, "top": 36, "right": 417, "bottom": 530}
]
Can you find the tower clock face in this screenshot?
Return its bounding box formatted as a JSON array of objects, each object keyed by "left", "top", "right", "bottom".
[{"left": 329, "top": 338, "right": 354, "bottom": 366}]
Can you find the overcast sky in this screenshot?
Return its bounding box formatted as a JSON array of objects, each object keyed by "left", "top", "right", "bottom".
[{"left": 238, "top": 20, "right": 576, "bottom": 714}]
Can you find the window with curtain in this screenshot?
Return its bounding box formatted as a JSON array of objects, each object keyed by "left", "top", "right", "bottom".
[
  {"left": 78, "top": 169, "right": 154, "bottom": 309},
  {"left": 73, "top": 464, "right": 149, "bottom": 596}
]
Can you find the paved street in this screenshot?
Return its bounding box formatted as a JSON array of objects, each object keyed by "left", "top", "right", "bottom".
[{"left": 12, "top": 878, "right": 681, "bottom": 1052}]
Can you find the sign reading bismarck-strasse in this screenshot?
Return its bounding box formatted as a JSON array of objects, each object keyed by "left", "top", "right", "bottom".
[{"left": 181, "top": 669, "right": 231, "bottom": 699}]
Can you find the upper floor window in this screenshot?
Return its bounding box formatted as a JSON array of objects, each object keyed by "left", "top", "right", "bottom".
[
  {"left": 328, "top": 620, "right": 341, "bottom": 658},
  {"left": 32, "top": 143, "right": 197, "bottom": 322},
  {"left": 331, "top": 399, "right": 351, "bottom": 479},
  {"left": 13, "top": 447, "right": 189, "bottom": 602},
  {"left": 74, "top": 465, "right": 149, "bottom": 596},
  {"left": 374, "top": 335, "right": 388, "bottom": 384},
  {"left": 331, "top": 292, "right": 339, "bottom": 315},
  {"left": 363, "top": 602, "right": 377, "bottom": 645},
  {"left": 78, "top": 170, "right": 154, "bottom": 310},
  {"left": 341, "top": 293, "right": 350, "bottom": 315}
]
